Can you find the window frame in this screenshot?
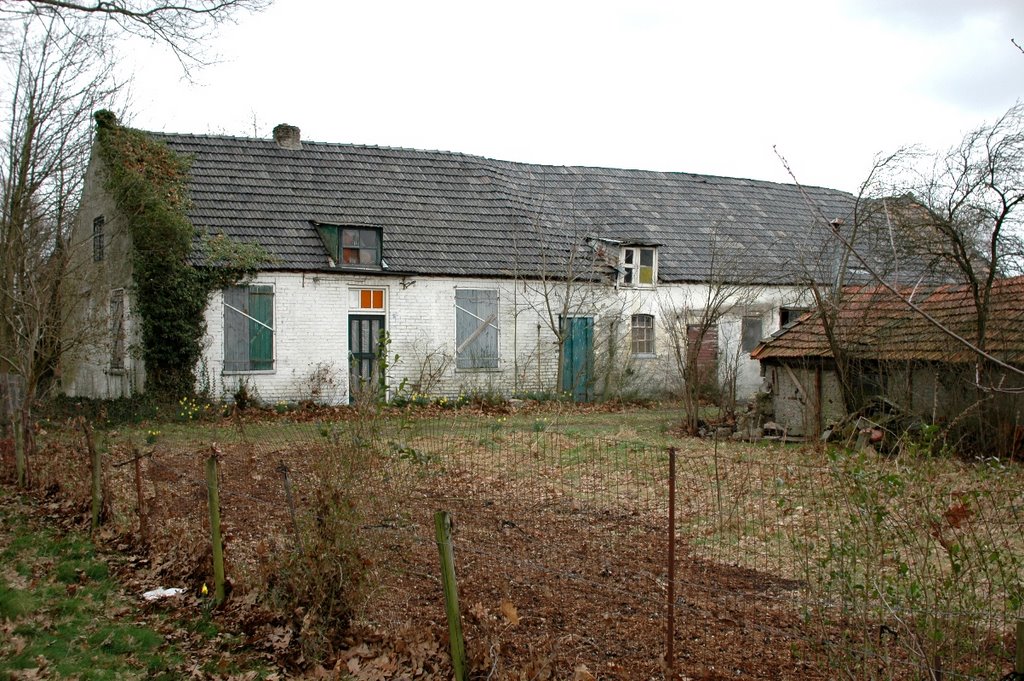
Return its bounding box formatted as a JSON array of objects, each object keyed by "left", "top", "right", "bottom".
[
  {"left": 455, "top": 288, "right": 500, "bottom": 371},
  {"left": 741, "top": 315, "right": 764, "bottom": 353},
  {"left": 620, "top": 246, "right": 657, "bottom": 287},
  {"left": 109, "top": 288, "right": 125, "bottom": 372},
  {"left": 223, "top": 284, "right": 276, "bottom": 374},
  {"left": 779, "top": 307, "right": 809, "bottom": 327},
  {"left": 630, "top": 313, "right": 656, "bottom": 356},
  {"left": 316, "top": 224, "right": 383, "bottom": 269},
  {"left": 92, "top": 216, "right": 105, "bottom": 262}
]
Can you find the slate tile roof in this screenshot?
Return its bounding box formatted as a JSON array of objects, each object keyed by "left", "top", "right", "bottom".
[
  {"left": 152, "top": 131, "right": 863, "bottom": 283},
  {"left": 751, "top": 276, "right": 1024, "bottom": 364}
]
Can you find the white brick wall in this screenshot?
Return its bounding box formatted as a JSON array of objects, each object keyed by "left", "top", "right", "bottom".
[{"left": 196, "top": 272, "right": 809, "bottom": 405}]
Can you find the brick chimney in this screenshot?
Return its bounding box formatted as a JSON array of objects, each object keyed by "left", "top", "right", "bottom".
[{"left": 272, "top": 123, "right": 301, "bottom": 150}]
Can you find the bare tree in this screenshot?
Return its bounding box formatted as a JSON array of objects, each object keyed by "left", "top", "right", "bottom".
[
  {"left": 507, "top": 182, "right": 615, "bottom": 400},
  {"left": 887, "top": 105, "right": 1024, "bottom": 350},
  {"left": 778, "top": 105, "right": 1024, "bottom": 455},
  {"left": 0, "top": 17, "right": 120, "bottom": 484},
  {"left": 659, "top": 227, "right": 763, "bottom": 434}
]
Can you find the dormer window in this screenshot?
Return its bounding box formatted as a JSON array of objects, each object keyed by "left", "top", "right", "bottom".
[
  {"left": 621, "top": 246, "right": 657, "bottom": 286},
  {"left": 315, "top": 224, "right": 382, "bottom": 268}
]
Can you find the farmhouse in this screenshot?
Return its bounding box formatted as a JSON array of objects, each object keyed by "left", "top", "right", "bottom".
[
  {"left": 751, "top": 276, "right": 1024, "bottom": 439},
  {"left": 65, "top": 118, "right": 866, "bottom": 405}
]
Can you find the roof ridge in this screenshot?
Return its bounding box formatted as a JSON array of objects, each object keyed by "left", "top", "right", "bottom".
[{"left": 145, "top": 129, "right": 849, "bottom": 194}]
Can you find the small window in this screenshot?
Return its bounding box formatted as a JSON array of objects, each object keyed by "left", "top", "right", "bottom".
[
  {"left": 621, "top": 246, "right": 657, "bottom": 286},
  {"left": 741, "top": 316, "right": 763, "bottom": 353},
  {"left": 455, "top": 289, "right": 498, "bottom": 369},
  {"left": 350, "top": 288, "right": 385, "bottom": 310},
  {"left": 631, "top": 314, "right": 655, "bottom": 355},
  {"left": 110, "top": 289, "right": 125, "bottom": 371},
  {"left": 93, "top": 216, "right": 105, "bottom": 262},
  {"left": 317, "top": 224, "right": 382, "bottom": 267},
  {"left": 780, "top": 307, "right": 809, "bottom": 327},
  {"left": 224, "top": 285, "right": 275, "bottom": 372}
]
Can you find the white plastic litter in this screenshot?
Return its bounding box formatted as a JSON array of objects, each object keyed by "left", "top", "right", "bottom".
[{"left": 142, "top": 587, "right": 185, "bottom": 601}]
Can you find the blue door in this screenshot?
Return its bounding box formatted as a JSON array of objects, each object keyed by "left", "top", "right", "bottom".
[{"left": 561, "top": 316, "right": 594, "bottom": 402}]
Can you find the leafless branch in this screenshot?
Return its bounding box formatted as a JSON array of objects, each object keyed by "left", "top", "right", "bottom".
[{"left": 1, "top": 0, "right": 271, "bottom": 72}]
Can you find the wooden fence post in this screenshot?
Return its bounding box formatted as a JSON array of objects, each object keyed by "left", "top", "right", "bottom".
[
  {"left": 81, "top": 419, "right": 102, "bottom": 531},
  {"left": 133, "top": 445, "right": 149, "bottom": 546},
  {"left": 206, "top": 449, "right": 226, "bottom": 605},
  {"left": 435, "top": 510, "right": 467, "bottom": 681},
  {"left": 13, "top": 409, "right": 26, "bottom": 487},
  {"left": 1015, "top": 620, "right": 1024, "bottom": 676},
  {"left": 277, "top": 462, "right": 303, "bottom": 553},
  {"left": 666, "top": 447, "right": 677, "bottom": 680}
]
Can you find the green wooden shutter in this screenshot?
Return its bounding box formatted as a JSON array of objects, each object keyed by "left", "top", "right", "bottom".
[{"left": 248, "top": 286, "right": 274, "bottom": 370}]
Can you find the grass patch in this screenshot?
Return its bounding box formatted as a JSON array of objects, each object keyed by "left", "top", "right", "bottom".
[{"left": 0, "top": 490, "right": 263, "bottom": 680}]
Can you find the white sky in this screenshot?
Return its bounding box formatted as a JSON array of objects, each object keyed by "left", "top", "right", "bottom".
[{"left": 121, "top": 0, "right": 1024, "bottom": 193}]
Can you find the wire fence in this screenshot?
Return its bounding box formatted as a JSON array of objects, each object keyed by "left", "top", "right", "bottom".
[{"left": 11, "top": 409, "right": 1024, "bottom": 680}]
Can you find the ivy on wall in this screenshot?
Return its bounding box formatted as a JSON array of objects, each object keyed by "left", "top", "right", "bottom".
[{"left": 94, "top": 111, "right": 267, "bottom": 397}]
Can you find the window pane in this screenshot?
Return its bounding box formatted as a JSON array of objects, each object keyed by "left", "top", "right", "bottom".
[
  {"left": 360, "top": 290, "right": 372, "bottom": 308},
  {"left": 623, "top": 249, "right": 634, "bottom": 264},
  {"left": 639, "top": 266, "right": 654, "bottom": 285},
  {"left": 339, "top": 228, "right": 380, "bottom": 266},
  {"left": 639, "top": 249, "right": 654, "bottom": 267},
  {"left": 93, "top": 216, "right": 105, "bottom": 262},
  {"left": 110, "top": 290, "right": 125, "bottom": 370},
  {"left": 371, "top": 290, "right": 383, "bottom": 308},
  {"left": 741, "top": 316, "right": 763, "bottom": 353},
  {"left": 631, "top": 314, "right": 655, "bottom": 355}
]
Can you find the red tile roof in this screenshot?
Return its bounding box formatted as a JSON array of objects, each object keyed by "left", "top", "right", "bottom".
[{"left": 751, "top": 276, "right": 1024, "bottom": 364}]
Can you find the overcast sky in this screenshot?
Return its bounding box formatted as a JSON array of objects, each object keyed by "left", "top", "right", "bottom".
[{"left": 122, "top": 0, "right": 1024, "bottom": 193}]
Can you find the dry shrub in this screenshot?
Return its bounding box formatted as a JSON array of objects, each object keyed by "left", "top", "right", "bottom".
[{"left": 262, "top": 441, "right": 373, "bottom": 661}]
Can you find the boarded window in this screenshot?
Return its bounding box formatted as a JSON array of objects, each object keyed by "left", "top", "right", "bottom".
[
  {"left": 110, "top": 289, "right": 125, "bottom": 371},
  {"left": 686, "top": 323, "right": 719, "bottom": 368},
  {"left": 224, "top": 285, "right": 274, "bottom": 372},
  {"left": 93, "top": 216, "right": 105, "bottom": 262},
  {"left": 631, "top": 314, "right": 655, "bottom": 355},
  {"left": 455, "top": 289, "right": 498, "bottom": 369},
  {"left": 741, "top": 316, "right": 763, "bottom": 353}
]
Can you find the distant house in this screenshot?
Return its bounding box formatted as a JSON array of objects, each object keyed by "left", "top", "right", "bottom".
[
  {"left": 751, "top": 276, "right": 1024, "bottom": 438},
  {"left": 65, "top": 120, "right": 868, "bottom": 404}
]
